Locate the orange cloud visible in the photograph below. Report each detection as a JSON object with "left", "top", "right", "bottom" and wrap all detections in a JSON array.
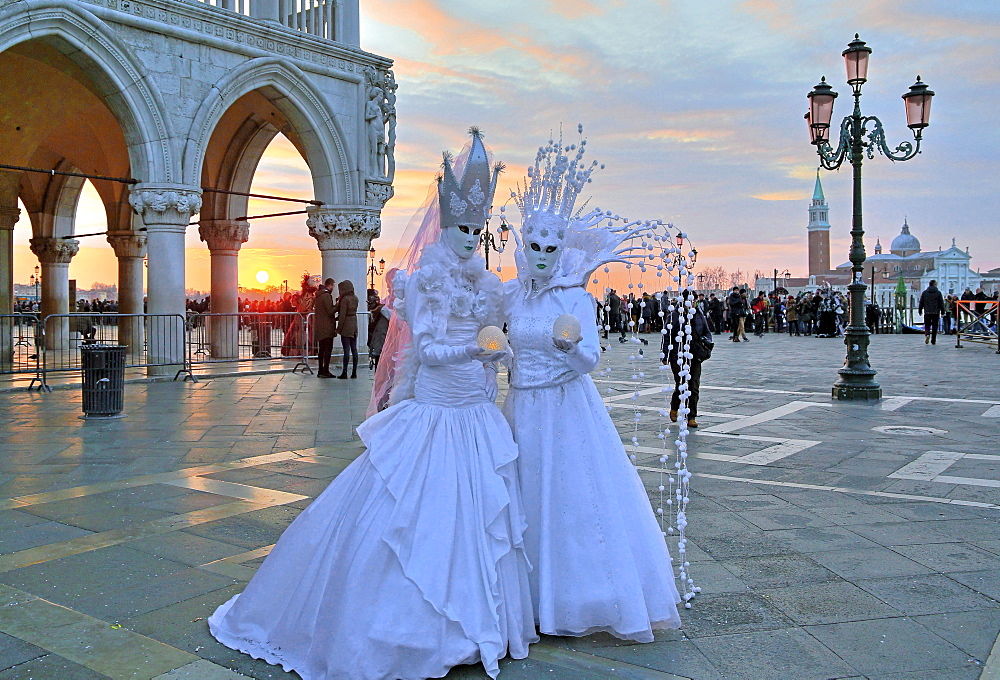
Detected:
[{"left": 751, "top": 191, "right": 804, "bottom": 201}]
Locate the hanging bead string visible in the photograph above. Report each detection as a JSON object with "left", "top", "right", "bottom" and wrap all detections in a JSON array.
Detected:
[{"left": 597, "top": 216, "right": 700, "bottom": 607}]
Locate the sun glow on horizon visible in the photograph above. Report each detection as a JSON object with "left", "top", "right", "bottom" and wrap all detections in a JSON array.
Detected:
[{"left": 256, "top": 270, "right": 269, "bottom": 284}]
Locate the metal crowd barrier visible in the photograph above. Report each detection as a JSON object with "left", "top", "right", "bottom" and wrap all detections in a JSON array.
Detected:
[
  {"left": 301, "top": 310, "right": 373, "bottom": 363},
  {"left": 0, "top": 313, "right": 41, "bottom": 375},
  {"left": 32, "top": 313, "right": 192, "bottom": 391},
  {"left": 185, "top": 312, "right": 311, "bottom": 373},
  {"left": 954, "top": 300, "right": 999, "bottom": 353}
]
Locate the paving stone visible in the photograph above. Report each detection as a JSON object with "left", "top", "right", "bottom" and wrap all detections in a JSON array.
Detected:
[
  {"left": 891, "top": 542, "right": 1000, "bottom": 572},
  {"left": 946, "top": 569, "right": 1000, "bottom": 601},
  {"left": 913, "top": 608, "right": 1000, "bottom": 662},
  {"left": 0, "top": 630, "right": 46, "bottom": 669},
  {"left": 808, "top": 547, "right": 935, "bottom": 580},
  {"left": 183, "top": 506, "right": 301, "bottom": 550},
  {"left": 0, "top": 520, "right": 93, "bottom": 553},
  {"left": 846, "top": 521, "right": 961, "bottom": 547},
  {"left": 675, "top": 593, "right": 793, "bottom": 638},
  {"left": 719, "top": 554, "right": 839, "bottom": 589},
  {"left": 854, "top": 574, "right": 998, "bottom": 616},
  {"left": 805, "top": 617, "right": 972, "bottom": 675},
  {"left": 0, "top": 652, "right": 111, "bottom": 679},
  {"left": 763, "top": 580, "right": 902, "bottom": 625},
  {"left": 735, "top": 507, "right": 835, "bottom": 530},
  {"left": 563, "top": 637, "right": 723, "bottom": 679},
  {"left": 765, "top": 525, "right": 881, "bottom": 553},
  {"left": 691, "top": 627, "right": 858, "bottom": 680}
]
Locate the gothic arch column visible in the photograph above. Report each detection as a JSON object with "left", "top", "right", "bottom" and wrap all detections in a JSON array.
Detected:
[
  {"left": 306, "top": 206, "right": 380, "bottom": 350},
  {"left": 129, "top": 184, "right": 201, "bottom": 375},
  {"left": 0, "top": 205, "right": 20, "bottom": 365},
  {"left": 199, "top": 219, "right": 249, "bottom": 359},
  {"left": 107, "top": 230, "right": 146, "bottom": 358},
  {"left": 29, "top": 235, "right": 78, "bottom": 352}
]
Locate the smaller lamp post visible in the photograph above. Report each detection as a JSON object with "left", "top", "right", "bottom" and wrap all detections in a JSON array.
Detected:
[
  {"left": 367, "top": 247, "right": 387, "bottom": 292},
  {"left": 480, "top": 214, "right": 509, "bottom": 271},
  {"left": 772, "top": 268, "right": 790, "bottom": 294}
]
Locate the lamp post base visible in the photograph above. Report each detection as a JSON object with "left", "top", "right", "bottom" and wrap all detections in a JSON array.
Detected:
[{"left": 832, "top": 371, "right": 882, "bottom": 401}]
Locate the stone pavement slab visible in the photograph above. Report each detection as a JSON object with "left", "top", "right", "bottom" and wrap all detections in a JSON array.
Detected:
[{"left": 0, "top": 334, "right": 997, "bottom": 679}]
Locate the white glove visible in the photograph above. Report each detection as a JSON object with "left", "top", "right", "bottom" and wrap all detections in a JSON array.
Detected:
[
  {"left": 485, "top": 369, "right": 499, "bottom": 402},
  {"left": 466, "top": 344, "right": 508, "bottom": 364},
  {"left": 552, "top": 336, "right": 581, "bottom": 353}
]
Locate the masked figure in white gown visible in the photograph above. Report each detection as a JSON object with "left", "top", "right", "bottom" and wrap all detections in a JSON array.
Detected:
[
  {"left": 501, "top": 130, "right": 682, "bottom": 641},
  {"left": 209, "top": 129, "right": 537, "bottom": 680}
]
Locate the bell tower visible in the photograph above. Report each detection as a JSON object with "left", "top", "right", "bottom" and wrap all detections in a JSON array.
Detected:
[{"left": 807, "top": 171, "right": 832, "bottom": 276}]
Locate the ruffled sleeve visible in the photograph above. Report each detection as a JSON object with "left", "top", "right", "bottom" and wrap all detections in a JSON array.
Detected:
[{"left": 563, "top": 288, "right": 601, "bottom": 375}]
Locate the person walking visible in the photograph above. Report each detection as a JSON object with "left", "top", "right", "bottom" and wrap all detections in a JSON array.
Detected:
[
  {"left": 335, "top": 279, "right": 359, "bottom": 378},
  {"left": 663, "top": 289, "right": 713, "bottom": 428},
  {"left": 314, "top": 279, "right": 337, "bottom": 378},
  {"left": 919, "top": 279, "right": 945, "bottom": 345},
  {"left": 786, "top": 295, "right": 800, "bottom": 336},
  {"left": 367, "top": 289, "right": 391, "bottom": 371},
  {"left": 727, "top": 287, "right": 748, "bottom": 342}
]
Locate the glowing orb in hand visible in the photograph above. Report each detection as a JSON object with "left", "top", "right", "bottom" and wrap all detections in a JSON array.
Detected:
[
  {"left": 477, "top": 325, "right": 508, "bottom": 352},
  {"left": 255, "top": 270, "right": 269, "bottom": 284},
  {"left": 552, "top": 314, "right": 582, "bottom": 342}
]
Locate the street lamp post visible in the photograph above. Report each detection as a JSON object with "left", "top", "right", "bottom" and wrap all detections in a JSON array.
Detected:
[
  {"left": 367, "top": 247, "right": 386, "bottom": 291},
  {"left": 772, "top": 268, "right": 790, "bottom": 294},
  {"left": 806, "top": 35, "right": 934, "bottom": 401},
  {"left": 479, "top": 216, "right": 509, "bottom": 271}
]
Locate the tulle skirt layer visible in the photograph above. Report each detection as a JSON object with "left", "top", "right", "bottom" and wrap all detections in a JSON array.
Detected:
[
  {"left": 209, "top": 397, "right": 537, "bottom": 680},
  {"left": 503, "top": 374, "right": 682, "bottom": 641}
]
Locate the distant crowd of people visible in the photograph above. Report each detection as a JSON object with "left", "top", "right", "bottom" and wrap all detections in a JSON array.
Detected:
[{"left": 601, "top": 284, "right": 998, "bottom": 346}]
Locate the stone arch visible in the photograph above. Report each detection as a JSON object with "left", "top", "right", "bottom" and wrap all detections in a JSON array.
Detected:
[
  {"left": 184, "top": 57, "right": 354, "bottom": 206},
  {"left": 0, "top": 0, "right": 177, "bottom": 184}
]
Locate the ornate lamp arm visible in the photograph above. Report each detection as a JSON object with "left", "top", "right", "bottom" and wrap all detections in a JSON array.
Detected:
[
  {"left": 815, "top": 117, "right": 852, "bottom": 170},
  {"left": 862, "top": 116, "right": 921, "bottom": 162}
]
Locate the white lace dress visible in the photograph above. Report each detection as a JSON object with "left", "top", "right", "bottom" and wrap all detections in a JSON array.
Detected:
[
  {"left": 209, "top": 244, "right": 537, "bottom": 680},
  {"left": 502, "top": 281, "right": 682, "bottom": 641}
]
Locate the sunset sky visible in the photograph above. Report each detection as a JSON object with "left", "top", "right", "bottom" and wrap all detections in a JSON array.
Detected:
[{"left": 12, "top": 0, "right": 1000, "bottom": 293}]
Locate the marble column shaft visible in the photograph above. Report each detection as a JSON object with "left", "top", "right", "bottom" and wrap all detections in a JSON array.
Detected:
[
  {"left": 0, "top": 206, "right": 20, "bottom": 365},
  {"left": 29, "top": 236, "right": 79, "bottom": 352},
  {"left": 199, "top": 220, "right": 249, "bottom": 359},
  {"left": 107, "top": 231, "right": 147, "bottom": 357},
  {"left": 129, "top": 185, "right": 201, "bottom": 374}
]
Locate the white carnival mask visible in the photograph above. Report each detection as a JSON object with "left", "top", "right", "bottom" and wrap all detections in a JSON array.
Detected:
[{"left": 443, "top": 224, "right": 481, "bottom": 260}]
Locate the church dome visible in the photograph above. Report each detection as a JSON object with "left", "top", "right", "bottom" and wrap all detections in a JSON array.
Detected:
[{"left": 890, "top": 219, "right": 920, "bottom": 255}]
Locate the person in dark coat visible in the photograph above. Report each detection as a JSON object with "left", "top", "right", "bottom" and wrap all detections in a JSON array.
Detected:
[
  {"left": 918, "top": 280, "right": 945, "bottom": 345},
  {"left": 335, "top": 279, "right": 359, "bottom": 378},
  {"left": 314, "top": 279, "right": 337, "bottom": 377},
  {"left": 367, "top": 290, "right": 391, "bottom": 371},
  {"left": 661, "top": 289, "right": 713, "bottom": 428}
]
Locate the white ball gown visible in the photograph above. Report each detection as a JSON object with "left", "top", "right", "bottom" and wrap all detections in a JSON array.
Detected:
[
  {"left": 209, "top": 242, "right": 537, "bottom": 679},
  {"left": 502, "top": 281, "right": 682, "bottom": 641}
]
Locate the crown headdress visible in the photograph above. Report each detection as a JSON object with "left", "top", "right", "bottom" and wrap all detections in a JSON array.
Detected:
[
  {"left": 512, "top": 124, "right": 601, "bottom": 247},
  {"left": 437, "top": 127, "right": 504, "bottom": 230}
]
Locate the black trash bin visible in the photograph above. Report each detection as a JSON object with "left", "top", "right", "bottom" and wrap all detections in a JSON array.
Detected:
[{"left": 80, "top": 345, "right": 126, "bottom": 418}]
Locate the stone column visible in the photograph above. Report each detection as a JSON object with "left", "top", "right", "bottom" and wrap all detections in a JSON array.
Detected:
[
  {"left": 250, "top": 0, "right": 279, "bottom": 22},
  {"left": 129, "top": 185, "right": 201, "bottom": 376},
  {"left": 0, "top": 206, "right": 20, "bottom": 366},
  {"left": 198, "top": 220, "right": 249, "bottom": 359},
  {"left": 306, "top": 206, "right": 381, "bottom": 352},
  {"left": 29, "top": 236, "right": 78, "bottom": 353},
  {"left": 107, "top": 231, "right": 147, "bottom": 359}
]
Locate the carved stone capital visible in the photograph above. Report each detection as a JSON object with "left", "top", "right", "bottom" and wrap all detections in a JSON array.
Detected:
[
  {"left": 307, "top": 207, "right": 381, "bottom": 251},
  {"left": 30, "top": 237, "right": 79, "bottom": 264},
  {"left": 0, "top": 206, "right": 20, "bottom": 230},
  {"left": 129, "top": 184, "right": 202, "bottom": 228},
  {"left": 365, "top": 181, "right": 395, "bottom": 210},
  {"left": 198, "top": 220, "right": 250, "bottom": 253},
  {"left": 107, "top": 231, "right": 148, "bottom": 259}
]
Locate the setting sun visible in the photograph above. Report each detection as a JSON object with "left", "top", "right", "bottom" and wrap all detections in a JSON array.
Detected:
[{"left": 256, "top": 270, "right": 269, "bottom": 284}]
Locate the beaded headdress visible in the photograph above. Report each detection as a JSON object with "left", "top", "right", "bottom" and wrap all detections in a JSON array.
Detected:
[
  {"left": 437, "top": 127, "right": 504, "bottom": 230},
  {"left": 512, "top": 124, "right": 601, "bottom": 248}
]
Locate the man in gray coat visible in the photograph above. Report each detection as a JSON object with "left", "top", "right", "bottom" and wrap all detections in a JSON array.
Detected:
[
  {"left": 314, "top": 279, "right": 337, "bottom": 377},
  {"left": 918, "top": 279, "right": 945, "bottom": 345}
]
